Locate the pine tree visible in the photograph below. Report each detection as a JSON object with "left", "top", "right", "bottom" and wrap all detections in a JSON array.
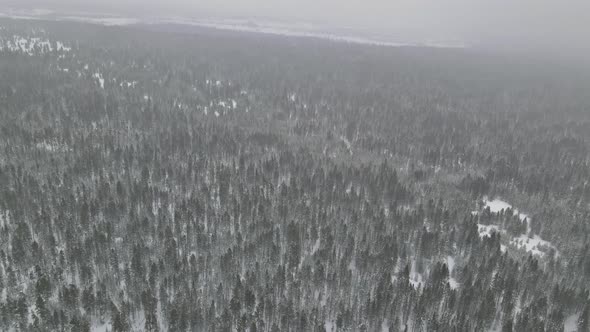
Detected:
[
  {"left": 35, "top": 274, "right": 51, "bottom": 299},
  {"left": 112, "top": 303, "right": 129, "bottom": 332},
  {"left": 579, "top": 302, "right": 590, "bottom": 332},
  {"left": 502, "top": 316, "right": 513, "bottom": 332},
  {"left": 143, "top": 290, "right": 159, "bottom": 332},
  {"left": 36, "top": 294, "right": 49, "bottom": 323}
]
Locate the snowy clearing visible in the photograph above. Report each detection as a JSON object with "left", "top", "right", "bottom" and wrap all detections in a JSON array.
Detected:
[
  {"left": 476, "top": 197, "right": 559, "bottom": 258},
  {"left": 477, "top": 224, "right": 501, "bottom": 238},
  {"left": 485, "top": 198, "right": 530, "bottom": 225},
  {"left": 564, "top": 313, "right": 580, "bottom": 332},
  {"left": 511, "top": 234, "right": 559, "bottom": 258}
]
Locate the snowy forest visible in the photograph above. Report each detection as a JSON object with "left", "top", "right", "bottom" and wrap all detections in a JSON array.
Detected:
[{"left": 0, "top": 18, "right": 590, "bottom": 332}]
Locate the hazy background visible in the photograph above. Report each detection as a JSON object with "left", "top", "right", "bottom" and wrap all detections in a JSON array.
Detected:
[{"left": 4, "top": 0, "right": 590, "bottom": 60}]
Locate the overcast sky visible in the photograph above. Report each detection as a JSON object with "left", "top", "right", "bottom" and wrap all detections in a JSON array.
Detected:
[{"left": 5, "top": 0, "right": 590, "bottom": 58}]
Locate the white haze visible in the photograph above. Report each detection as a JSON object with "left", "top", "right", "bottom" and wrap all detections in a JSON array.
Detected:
[{"left": 3, "top": 0, "right": 590, "bottom": 61}]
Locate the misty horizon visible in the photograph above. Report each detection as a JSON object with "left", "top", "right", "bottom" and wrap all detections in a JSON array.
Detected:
[{"left": 3, "top": 0, "right": 590, "bottom": 63}]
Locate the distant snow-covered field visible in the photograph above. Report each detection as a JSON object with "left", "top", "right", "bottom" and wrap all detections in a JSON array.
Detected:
[{"left": 0, "top": 8, "right": 467, "bottom": 49}]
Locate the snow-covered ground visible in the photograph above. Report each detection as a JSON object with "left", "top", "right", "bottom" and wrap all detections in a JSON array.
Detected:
[
  {"left": 409, "top": 260, "right": 424, "bottom": 289},
  {"left": 477, "top": 224, "right": 501, "bottom": 238},
  {"left": 217, "top": 99, "right": 238, "bottom": 110},
  {"left": 120, "top": 80, "right": 138, "bottom": 88},
  {"left": 93, "top": 72, "right": 105, "bottom": 89},
  {"left": 446, "top": 256, "right": 460, "bottom": 289},
  {"left": 62, "top": 15, "right": 140, "bottom": 26},
  {"left": 484, "top": 199, "right": 513, "bottom": 213},
  {"left": 484, "top": 198, "right": 531, "bottom": 234},
  {"left": 510, "top": 234, "right": 559, "bottom": 258},
  {"left": 36, "top": 140, "right": 71, "bottom": 153},
  {"left": 475, "top": 197, "right": 559, "bottom": 258},
  {"left": 564, "top": 313, "right": 580, "bottom": 332},
  {"left": 0, "top": 210, "right": 9, "bottom": 228},
  {"left": 92, "top": 320, "right": 110, "bottom": 332},
  {"left": 339, "top": 136, "right": 353, "bottom": 155},
  {"left": 0, "top": 8, "right": 138, "bottom": 26},
  {"left": 0, "top": 35, "right": 71, "bottom": 55}
]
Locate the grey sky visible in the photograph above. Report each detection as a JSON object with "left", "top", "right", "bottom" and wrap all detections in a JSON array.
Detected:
[{"left": 6, "top": 0, "right": 590, "bottom": 58}]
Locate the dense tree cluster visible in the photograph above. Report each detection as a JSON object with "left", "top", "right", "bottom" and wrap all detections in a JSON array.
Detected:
[{"left": 0, "top": 19, "right": 589, "bottom": 331}]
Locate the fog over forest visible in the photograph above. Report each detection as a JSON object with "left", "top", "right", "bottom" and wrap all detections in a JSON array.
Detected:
[
  {"left": 0, "top": 1, "right": 589, "bottom": 332},
  {"left": 6, "top": 0, "right": 590, "bottom": 61}
]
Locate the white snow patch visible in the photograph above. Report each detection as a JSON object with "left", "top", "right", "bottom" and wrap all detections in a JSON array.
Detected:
[
  {"left": 500, "top": 244, "right": 507, "bottom": 253},
  {"left": 120, "top": 80, "right": 138, "bottom": 88},
  {"left": 484, "top": 197, "right": 530, "bottom": 228},
  {"left": 482, "top": 197, "right": 558, "bottom": 257},
  {"left": 93, "top": 72, "right": 105, "bottom": 89},
  {"left": 409, "top": 274, "right": 423, "bottom": 289},
  {"left": 409, "top": 260, "right": 423, "bottom": 289},
  {"left": 324, "top": 320, "right": 334, "bottom": 332},
  {"left": 0, "top": 210, "right": 9, "bottom": 228},
  {"left": 0, "top": 35, "right": 70, "bottom": 55},
  {"left": 311, "top": 237, "right": 321, "bottom": 254},
  {"left": 62, "top": 15, "right": 140, "bottom": 26},
  {"left": 92, "top": 320, "right": 111, "bottom": 332},
  {"left": 485, "top": 199, "right": 513, "bottom": 213},
  {"left": 477, "top": 224, "right": 500, "bottom": 238},
  {"left": 564, "top": 313, "right": 580, "bottom": 332},
  {"left": 510, "top": 234, "right": 559, "bottom": 258},
  {"left": 339, "top": 136, "right": 353, "bottom": 155},
  {"left": 36, "top": 140, "right": 70, "bottom": 153},
  {"left": 446, "top": 256, "right": 460, "bottom": 289},
  {"left": 56, "top": 41, "right": 71, "bottom": 52},
  {"left": 446, "top": 256, "right": 455, "bottom": 273}
]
